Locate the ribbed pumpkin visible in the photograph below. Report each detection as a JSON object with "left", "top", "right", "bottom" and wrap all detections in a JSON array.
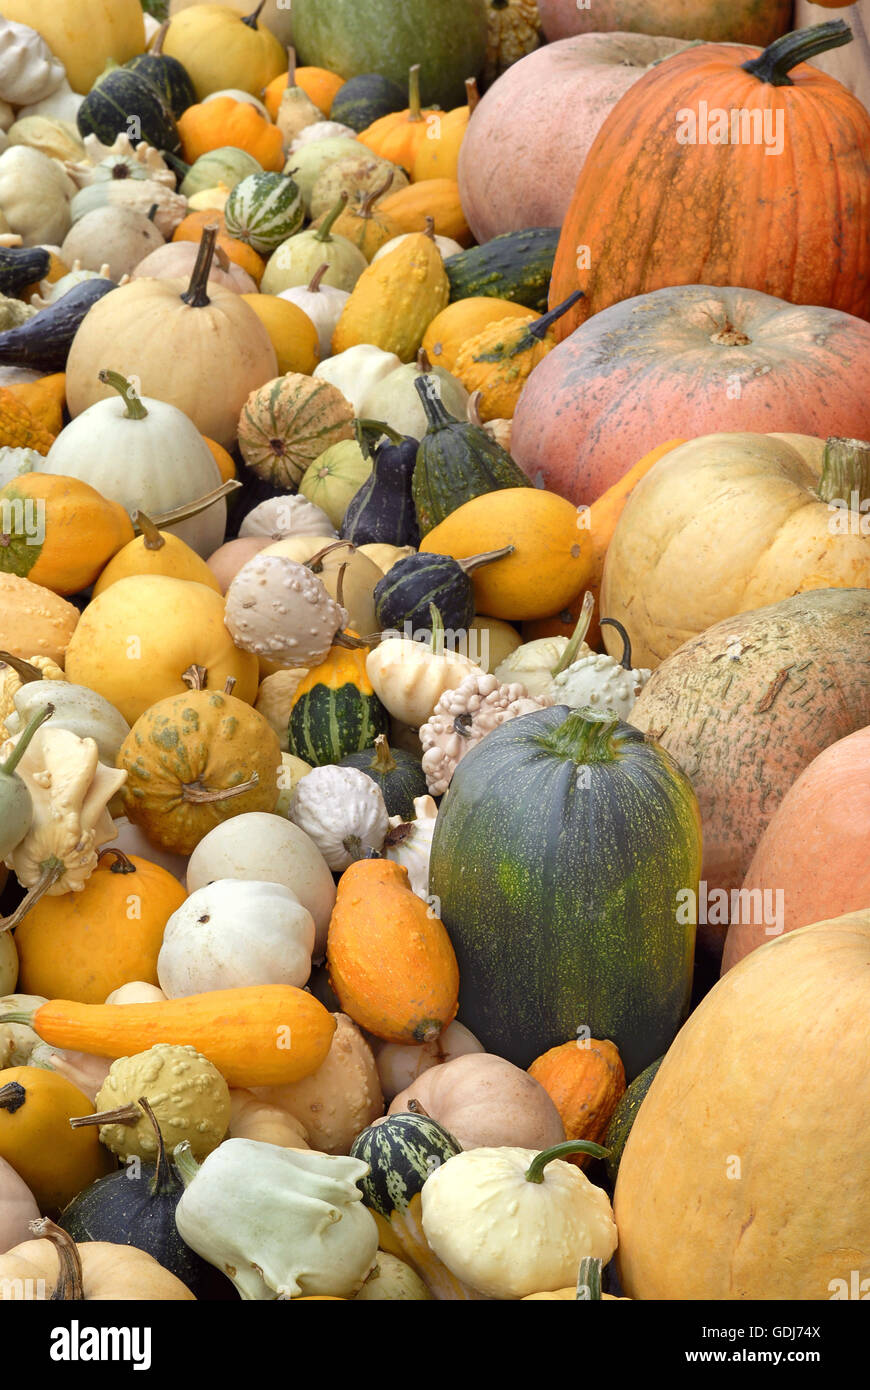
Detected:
[
  {"left": 177, "top": 96, "right": 284, "bottom": 171},
  {"left": 238, "top": 374, "right": 356, "bottom": 489},
  {"left": 118, "top": 675, "right": 281, "bottom": 855},
  {"left": 287, "top": 642, "right": 389, "bottom": 766},
  {"left": 422, "top": 298, "right": 538, "bottom": 374},
  {"left": 358, "top": 65, "right": 437, "bottom": 170},
  {"left": 14, "top": 849, "right": 186, "bottom": 1005},
  {"left": 549, "top": 21, "right": 870, "bottom": 340},
  {"left": 339, "top": 735, "right": 427, "bottom": 819},
  {"left": 162, "top": 2, "right": 286, "bottom": 100},
  {"left": 528, "top": 1039, "right": 626, "bottom": 1163},
  {"left": 0, "top": 474, "right": 134, "bottom": 596},
  {"left": 331, "top": 234, "right": 449, "bottom": 361},
  {"left": 452, "top": 291, "right": 583, "bottom": 420},
  {"left": 224, "top": 172, "right": 305, "bottom": 255},
  {"left": 377, "top": 179, "right": 472, "bottom": 246},
  {"left": 327, "top": 858, "right": 459, "bottom": 1045},
  {"left": 412, "top": 80, "right": 478, "bottom": 182}
]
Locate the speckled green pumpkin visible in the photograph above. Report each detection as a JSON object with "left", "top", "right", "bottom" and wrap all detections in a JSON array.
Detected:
[
  {"left": 603, "top": 1056, "right": 663, "bottom": 1188},
  {"left": 429, "top": 706, "right": 702, "bottom": 1079}
]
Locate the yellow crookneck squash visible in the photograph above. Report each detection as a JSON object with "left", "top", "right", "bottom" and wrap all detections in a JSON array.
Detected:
[
  {"left": 0, "top": 474, "right": 134, "bottom": 596},
  {"left": 331, "top": 234, "right": 449, "bottom": 362}
]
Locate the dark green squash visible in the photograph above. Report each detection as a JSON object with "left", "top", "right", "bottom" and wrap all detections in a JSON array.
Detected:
[
  {"left": 0, "top": 278, "right": 118, "bottom": 371},
  {"left": 288, "top": 644, "right": 390, "bottom": 767},
  {"left": 341, "top": 426, "right": 420, "bottom": 548},
  {"left": 443, "top": 227, "right": 561, "bottom": 312},
  {"left": 58, "top": 1097, "right": 236, "bottom": 1300},
  {"left": 330, "top": 73, "right": 408, "bottom": 132},
  {"left": 339, "top": 734, "right": 427, "bottom": 818},
  {"left": 603, "top": 1056, "right": 663, "bottom": 1189},
  {"left": 412, "top": 375, "right": 531, "bottom": 536},
  {"left": 0, "top": 246, "right": 49, "bottom": 297},
  {"left": 351, "top": 1109, "right": 462, "bottom": 1222},
  {"left": 77, "top": 69, "right": 181, "bottom": 154},
  {"left": 429, "top": 706, "right": 702, "bottom": 1079},
  {"left": 124, "top": 21, "right": 197, "bottom": 120},
  {"left": 374, "top": 547, "right": 512, "bottom": 635}
]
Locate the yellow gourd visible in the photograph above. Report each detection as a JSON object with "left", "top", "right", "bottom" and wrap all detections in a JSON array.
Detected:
[
  {"left": 240, "top": 293, "right": 320, "bottom": 376},
  {"left": 0, "top": 1067, "right": 112, "bottom": 1212},
  {"left": 92, "top": 514, "right": 222, "bottom": 596},
  {"left": 162, "top": 3, "right": 286, "bottom": 101},
  {"left": 0, "top": 473, "right": 134, "bottom": 596},
  {"left": 411, "top": 80, "right": 479, "bottom": 182},
  {"left": 331, "top": 234, "right": 449, "bottom": 362},
  {"left": 422, "top": 298, "right": 538, "bottom": 374},
  {"left": 378, "top": 179, "right": 472, "bottom": 245}
]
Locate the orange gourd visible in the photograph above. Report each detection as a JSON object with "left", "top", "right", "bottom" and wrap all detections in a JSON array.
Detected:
[
  {"left": 549, "top": 21, "right": 870, "bottom": 340},
  {"left": 0, "top": 989, "right": 337, "bottom": 1089},
  {"left": 177, "top": 96, "right": 284, "bottom": 171},
  {"left": 203, "top": 435, "right": 236, "bottom": 483},
  {"left": 0, "top": 1068, "right": 112, "bottom": 1213},
  {"left": 528, "top": 1039, "right": 626, "bottom": 1162},
  {"left": 0, "top": 473, "right": 134, "bottom": 596},
  {"left": 13, "top": 849, "right": 186, "bottom": 1004},
  {"left": 264, "top": 64, "right": 343, "bottom": 119},
  {"left": 0, "top": 389, "right": 55, "bottom": 454},
  {"left": 358, "top": 65, "right": 438, "bottom": 171},
  {"left": 378, "top": 178, "right": 472, "bottom": 245},
  {"left": 411, "top": 79, "right": 479, "bottom": 182},
  {"left": 422, "top": 298, "right": 537, "bottom": 373},
  {"left": 172, "top": 209, "right": 266, "bottom": 283},
  {"left": 327, "top": 859, "right": 459, "bottom": 1045},
  {"left": 4, "top": 375, "right": 66, "bottom": 437}
]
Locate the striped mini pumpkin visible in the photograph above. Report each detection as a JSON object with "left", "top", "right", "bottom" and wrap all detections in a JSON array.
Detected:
[
  {"left": 288, "top": 643, "right": 389, "bottom": 766},
  {"left": 224, "top": 172, "right": 305, "bottom": 255},
  {"left": 238, "top": 373, "right": 356, "bottom": 489}
]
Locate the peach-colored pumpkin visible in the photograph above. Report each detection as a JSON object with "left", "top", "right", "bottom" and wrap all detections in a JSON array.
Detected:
[
  {"left": 722, "top": 726, "right": 870, "bottom": 973},
  {"left": 206, "top": 536, "right": 272, "bottom": 593},
  {"left": 536, "top": 0, "right": 793, "bottom": 44},
  {"left": 131, "top": 242, "right": 259, "bottom": 294},
  {"left": 457, "top": 33, "right": 691, "bottom": 244},
  {"left": 510, "top": 285, "right": 870, "bottom": 506}
]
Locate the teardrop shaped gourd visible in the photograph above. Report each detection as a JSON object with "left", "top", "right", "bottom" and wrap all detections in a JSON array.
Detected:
[{"left": 340, "top": 429, "right": 420, "bottom": 548}]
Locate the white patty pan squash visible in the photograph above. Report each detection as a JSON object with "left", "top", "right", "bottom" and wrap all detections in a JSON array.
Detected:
[
  {"left": 173, "top": 1138, "right": 379, "bottom": 1300},
  {"left": 6, "top": 681, "right": 130, "bottom": 768},
  {"left": 157, "top": 878, "right": 316, "bottom": 996},
  {"left": 288, "top": 765, "right": 389, "bottom": 872},
  {"left": 0, "top": 18, "right": 65, "bottom": 106},
  {"left": 0, "top": 145, "right": 74, "bottom": 245},
  {"left": 420, "top": 1142, "right": 618, "bottom": 1300}
]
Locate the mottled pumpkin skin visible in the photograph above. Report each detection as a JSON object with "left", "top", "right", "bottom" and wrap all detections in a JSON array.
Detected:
[
  {"left": 537, "top": 0, "right": 793, "bottom": 44},
  {"left": 119, "top": 688, "right": 281, "bottom": 854},
  {"left": 528, "top": 1039, "right": 626, "bottom": 1164},
  {"left": 511, "top": 286, "right": 870, "bottom": 506},
  {"left": 615, "top": 910, "right": 870, "bottom": 1300},
  {"left": 549, "top": 38, "right": 870, "bottom": 338},
  {"left": 630, "top": 589, "right": 870, "bottom": 943}
]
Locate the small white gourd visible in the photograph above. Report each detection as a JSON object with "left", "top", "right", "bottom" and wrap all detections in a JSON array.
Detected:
[
  {"left": 0, "top": 19, "right": 65, "bottom": 106},
  {"left": 289, "top": 765, "right": 389, "bottom": 871},
  {"left": 278, "top": 263, "right": 348, "bottom": 360},
  {"left": 239, "top": 493, "right": 336, "bottom": 541},
  {"left": 382, "top": 793, "right": 439, "bottom": 900},
  {"left": 0, "top": 146, "right": 74, "bottom": 246},
  {"left": 366, "top": 619, "right": 483, "bottom": 728},
  {"left": 313, "top": 344, "right": 402, "bottom": 416},
  {"left": 546, "top": 652, "right": 651, "bottom": 722},
  {"left": 224, "top": 553, "right": 350, "bottom": 667}
]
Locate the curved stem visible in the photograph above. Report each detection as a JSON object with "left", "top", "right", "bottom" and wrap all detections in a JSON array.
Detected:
[
  {"left": 242, "top": 0, "right": 268, "bottom": 29},
  {"left": 306, "top": 262, "right": 329, "bottom": 294},
  {"left": 358, "top": 170, "right": 394, "bottom": 215},
  {"left": 407, "top": 64, "right": 423, "bottom": 122},
  {"left": 816, "top": 436, "right": 870, "bottom": 507},
  {"left": 0, "top": 652, "right": 44, "bottom": 685},
  {"left": 599, "top": 617, "right": 633, "bottom": 671},
  {"left": 741, "top": 19, "right": 853, "bottom": 87},
  {"left": 422, "top": 216, "right": 436, "bottom": 241},
  {"left": 181, "top": 663, "right": 207, "bottom": 691},
  {"left": 405, "top": 1097, "right": 433, "bottom": 1119},
  {"left": 355, "top": 418, "right": 405, "bottom": 446},
  {"left": 224, "top": 675, "right": 237, "bottom": 696},
  {"left": 314, "top": 192, "right": 349, "bottom": 243},
  {"left": 0, "top": 857, "right": 65, "bottom": 933},
  {"left": 416, "top": 346, "right": 432, "bottom": 372},
  {"left": 335, "top": 561, "right": 348, "bottom": 611},
  {"left": 139, "top": 1096, "right": 178, "bottom": 1197},
  {"left": 428, "top": 604, "right": 445, "bottom": 655},
  {"left": 98, "top": 369, "right": 148, "bottom": 420},
  {"left": 465, "top": 77, "right": 479, "bottom": 115},
  {"left": 333, "top": 629, "right": 373, "bottom": 651},
  {"left": 307, "top": 539, "right": 353, "bottom": 572},
  {"left": 148, "top": 479, "right": 240, "bottom": 528},
  {"left": 135, "top": 512, "right": 165, "bottom": 551},
  {"left": 525, "top": 1140, "right": 611, "bottom": 1183},
  {"left": 180, "top": 225, "right": 217, "bottom": 308},
  {"left": 28, "top": 1220, "right": 84, "bottom": 1301},
  {"left": 0, "top": 1081, "right": 26, "bottom": 1113},
  {"left": 0, "top": 701, "right": 53, "bottom": 775},
  {"left": 96, "top": 847, "right": 138, "bottom": 875},
  {"left": 550, "top": 592, "right": 595, "bottom": 677},
  {"left": 172, "top": 1140, "right": 200, "bottom": 1187},
  {"left": 475, "top": 292, "right": 583, "bottom": 365},
  {"left": 521, "top": 289, "right": 584, "bottom": 343},
  {"left": 415, "top": 374, "right": 452, "bottom": 431},
  {"left": 69, "top": 1103, "right": 140, "bottom": 1128},
  {"left": 466, "top": 390, "right": 484, "bottom": 429},
  {"left": 151, "top": 20, "right": 168, "bottom": 56},
  {"left": 181, "top": 772, "right": 260, "bottom": 803},
  {"left": 457, "top": 545, "right": 514, "bottom": 574}
]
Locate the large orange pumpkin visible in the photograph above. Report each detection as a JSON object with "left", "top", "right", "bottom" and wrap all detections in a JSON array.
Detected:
[
  {"left": 510, "top": 285, "right": 870, "bottom": 505},
  {"left": 549, "top": 22, "right": 870, "bottom": 339}
]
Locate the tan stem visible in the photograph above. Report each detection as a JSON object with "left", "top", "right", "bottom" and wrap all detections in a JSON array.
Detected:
[
  {"left": 466, "top": 390, "right": 484, "bottom": 429},
  {"left": 28, "top": 1220, "right": 83, "bottom": 1301},
  {"left": 224, "top": 676, "right": 237, "bottom": 695},
  {"left": 550, "top": 592, "right": 595, "bottom": 677},
  {"left": 0, "top": 651, "right": 44, "bottom": 684},
  {"left": 709, "top": 318, "right": 751, "bottom": 347},
  {"left": 336, "top": 561, "right": 347, "bottom": 611},
  {"left": 423, "top": 216, "right": 436, "bottom": 241},
  {"left": 406, "top": 1098, "right": 433, "bottom": 1119},
  {"left": 465, "top": 77, "right": 480, "bottom": 115},
  {"left": 69, "top": 1103, "right": 141, "bottom": 1129},
  {"left": 0, "top": 859, "right": 65, "bottom": 934},
  {"left": 181, "top": 663, "right": 207, "bottom": 691},
  {"left": 180, "top": 225, "right": 217, "bottom": 308},
  {"left": 359, "top": 170, "right": 394, "bottom": 216},
  {"left": 457, "top": 545, "right": 514, "bottom": 573},
  {"left": 152, "top": 20, "right": 168, "bottom": 56},
  {"left": 407, "top": 64, "right": 423, "bottom": 122},
  {"left": 286, "top": 45, "right": 296, "bottom": 87},
  {"left": 307, "top": 539, "right": 353, "bottom": 572},
  {"left": 135, "top": 512, "right": 165, "bottom": 551},
  {"left": 306, "top": 262, "right": 329, "bottom": 294},
  {"left": 181, "top": 773, "right": 260, "bottom": 803},
  {"left": 416, "top": 346, "right": 432, "bottom": 373},
  {"left": 148, "top": 479, "right": 241, "bottom": 529}
]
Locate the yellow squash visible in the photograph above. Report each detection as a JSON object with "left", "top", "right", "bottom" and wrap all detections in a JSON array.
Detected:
[{"left": 331, "top": 234, "right": 449, "bottom": 362}]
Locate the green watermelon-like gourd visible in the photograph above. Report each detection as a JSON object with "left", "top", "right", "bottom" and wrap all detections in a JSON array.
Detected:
[
  {"left": 124, "top": 24, "right": 197, "bottom": 120},
  {"left": 350, "top": 1109, "right": 483, "bottom": 1300},
  {"left": 429, "top": 706, "right": 702, "bottom": 1079},
  {"left": 339, "top": 734, "right": 427, "bottom": 818},
  {"left": 77, "top": 68, "right": 182, "bottom": 154},
  {"left": 288, "top": 643, "right": 389, "bottom": 767},
  {"left": 374, "top": 547, "right": 513, "bottom": 636},
  {"left": 411, "top": 375, "right": 531, "bottom": 536},
  {"left": 602, "top": 1056, "right": 663, "bottom": 1190},
  {"left": 443, "top": 227, "right": 561, "bottom": 312},
  {"left": 224, "top": 172, "right": 305, "bottom": 256},
  {"left": 330, "top": 73, "right": 408, "bottom": 132}
]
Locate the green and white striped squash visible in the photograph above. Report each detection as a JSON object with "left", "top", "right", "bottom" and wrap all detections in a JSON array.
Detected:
[
  {"left": 180, "top": 147, "right": 263, "bottom": 199},
  {"left": 238, "top": 374, "right": 356, "bottom": 490},
  {"left": 288, "top": 645, "right": 389, "bottom": 767},
  {"left": 224, "top": 172, "right": 304, "bottom": 255}
]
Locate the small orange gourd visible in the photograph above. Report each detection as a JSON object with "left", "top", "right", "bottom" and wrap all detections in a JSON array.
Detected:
[
  {"left": 0, "top": 389, "right": 56, "bottom": 455},
  {"left": 358, "top": 65, "right": 438, "bottom": 172},
  {"left": 0, "top": 1068, "right": 113, "bottom": 1213},
  {"left": 177, "top": 96, "right": 284, "bottom": 171},
  {"left": 0, "top": 474, "right": 134, "bottom": 596},
  {"left": 528, "top": 1039, "right": 626, "bottom": 1163},
  {"left": 3, "top": 375, "right": 66, "bottom": 437},
  {"left": 377, "top": 178, "right": 472, "bottom": 245},
  {"left": 327, "top": 858, "right": 459, "bottom": 1045},
  {"left": 412, "top": 79, "right": 479, "bottom": 182},
  {"left": 422, "top": 297, "right": 537, "bottom": 373},
  {"left": 172, "top": 209, "right": 266, "bottom": 283}
]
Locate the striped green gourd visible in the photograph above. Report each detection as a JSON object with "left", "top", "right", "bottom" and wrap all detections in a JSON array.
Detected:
[
  {"left": 443, "top": 227, "right": 561, "bottom": 312},
  {"left": 374, "top": 547, "right": 513, "bottom": 634},
  {"left": 224, "top": 172, "right": 305, "bottom": 256},
  {"left": 339, "top": 734, "right": 427, "bottom": 818},
  {"left": 238, "top": 374, "right": 356, "bottom": 490},
  {"left": 180, "top": 147, "right": 263, "bottom": 199},
  {"left": 603, "top": 1056, "right": 663, "bottom": 1188},
  {"left": 77, "top": 69, "right": 181, "bottom": 154},
  {"left": 288, "top": 642, "right": 389, "bottom": 766}
]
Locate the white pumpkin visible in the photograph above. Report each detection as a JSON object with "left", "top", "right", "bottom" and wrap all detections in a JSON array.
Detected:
[
  {"left": 37, "top": 385, "right": 226, "bottom": 558},
  {"left": 0, "top": 18, "right": 65, "bottom": 106},
  {"left": 16, "top": 79, "right": 83, "bottom": 125},
  {"left": 59, "top": 206, "right": 164, "bottom": 281},
  {"left": 382, "top": 793, "right": 438, "bottom": 900},
  {"left": 288, "top": 766, "right": 389, "bottom": 872},
  {"left": 238, "top": 494, "right": 335, "bottom": 541},
  {"left": 5, "top": 680, "right": 130, "bottom": 767},
  {"left": 157, "top": 879, "right": 316, "bottom": 996},
  {"left": 0, "top": 146, "right": 74, "bottom": 245},
  {"left": 313, "top": 344, "right": 402, "bottom": 416},
  {"left": 360, "top": 361, "right": 469, "bottom": 440},
  {"left": 374, "top": 1020, "right": 485, "bottom": 1103},
  {"left": 185, "top": 812, "right": 336, "bottom": 957},
  {"left": 105, "top": 980, "right": 167, "bottom": 1005},
  {"left": 372, "top": 231, "right": 463, "bottom": 263},
  {"left": 290, "top": 121, "right": 357, "bottom": 150},
  {"left": 278, "top": 275, "right": 349, "bottom": 360},
  {"left": 0, "top": 446, "right": 39, "bottom": 487},
  {"left": 366, "top": 635, "right": 482, "bottom": 727}
]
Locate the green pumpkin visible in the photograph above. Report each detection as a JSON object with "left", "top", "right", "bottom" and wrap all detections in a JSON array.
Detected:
[
  {"left": 300, "top": 440, "right": 372, "bottom": 530},
  {"left": 290, "top": 0, "right": 488, "bottom": 107},
  {"left": 77, "top": 69, "right": 181, "bottom": 154},
  {"left": 429, "top": 706, "right": 702, "bottom": 1079},
  {"left": 124, "top": 25, "right": 197, "bottom": 121},
  {"left": 411, "top": 375, "right": 531, "bottom": 537},
  {"left": 444, "top": 227, "right": 561, "bottom": 313},
  {"left": 603, "top": 1057, "right": 663, "bottom": 1189},
  {"left": 330, "top": 73, "right": 407, "bottom": 132},
  {"left": 180, "top": 147, "right": 263, "bottom": 199},
  {"left": 287, "top": 645, "right": 389, "bottom": 767},
  {"left": 339, "top": 735, "right": 427, "bottom": 818}
]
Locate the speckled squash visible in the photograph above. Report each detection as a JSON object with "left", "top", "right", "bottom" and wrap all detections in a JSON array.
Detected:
[
  {"left": 331, "top": 234, "right": 449, "bottom": 361},
  {"left": 238, "top": 374, "right": 356, "bottom": 489},
  {"left": 422, "top": 298, "right": 538, "bottom": 374}
]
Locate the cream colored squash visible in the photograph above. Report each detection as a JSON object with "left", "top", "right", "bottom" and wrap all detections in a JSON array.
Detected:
[
  {"left": 0, "top": 18, "right": 65, "bottom": 106},
  {"left": 0, "top": 0, "right": 146, "bottom": 95},
  {"left": 0, "top": 146, "right": 73, "bottom": 244},
  {"left": 259, "top": 535, "right": 381, "bottom": 638}
]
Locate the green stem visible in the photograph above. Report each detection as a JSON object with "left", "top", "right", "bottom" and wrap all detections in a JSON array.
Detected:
[
  {"left": 414, "top": 375, "right": 455, "bottom": 432},
  {"left": 741, "top": 20, "right": 852, "bottom": 87},
  {"left": 97, "top": 370, "right": 148, "bottom": 420},
  {"left": 576, "top": 1257, "right": 603, "bottom": 1301},
  {"left": 428, "top": 603, "right": 445, "bottom": 655},
  {"left": 525, "top": 1140, "right": 611, "bottom": 1183},
  {"left": 457, "top": 545, "right": 514, "bottom": 574},
  {"left": 0, "top": 702, "right": 54, "bottom": 776},
  {"left": 519, "top": 290, "right": 584, "bottom": 345},
  {"left": 172, "top": 1140, "right": 200, "bottom": 1187},
  {"left": 356, "top": 418, "right": 405, "bottom": 446},
  {"left": 314, "top": 192, "right": 349, "bottom": 242},
  {"left": 816, "top": 436, "right": 870, "bottom": 507},
  {"left": 407, "top": 64, "right": 423, "bottom": 122},
  {"left": 550, "top": 593, "right": 595, "bottom": 677},
  {"left": 541, "top": 708, "right": 621, "bottom": 764},
  {"left": 472, "top": 291, "right": 585, "bottom": 364}
]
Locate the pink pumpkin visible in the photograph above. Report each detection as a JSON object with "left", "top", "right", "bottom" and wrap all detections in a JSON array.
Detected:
[
  {"left": 536, "top": 0, "right": 793, "bottom": 45},
  {"left": 510, "top": 285, "right": 870, "bottom": 505}
]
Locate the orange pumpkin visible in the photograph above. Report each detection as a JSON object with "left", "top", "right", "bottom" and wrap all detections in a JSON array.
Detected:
[
  {"left": 173, "top": 210, "right": 266, "bottom": 283},
  {"left": 528, "top": 1038, "right": 626, "bottom": 1163},
  {"left": 358, "top": 65, "right": 437, "bottom": 171},
  {"left": 549, "top": 23, "right": 870, "bottom": 340},
  {"left": 412, "top": 79, "right": 478, "bottom": 182},
  {"left": 264, "top": 64, "right": 343, "bottom": 119},
  {"left": 203, "top": 435, "right": 236, "bottom": 483},
  {"left": 177, "top": 96, "right": 284, "bottom": 171}
]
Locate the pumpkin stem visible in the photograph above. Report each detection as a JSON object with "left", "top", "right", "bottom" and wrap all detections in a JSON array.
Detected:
[
  {"left": 428, "top": 603, "right": 445, "bottom": 655},
  {"left": 336, "top": 561, "right": 349, "bottom": 609},
  {"left": 550, "top": 593, "right": 595, "bottom": 677},
  {"left": 333, "top": 628, "right": 374, "bottom": 651},
  {"left": 181, "top": 663, "right": 208, "bottom": 690},
  {"left": 356, "top": 417, "right": 405, "bottom": 446},
  {"left": 465, "top": 77, "right": 480, "bottom": 115},
  {"left": 407, "top": 64, "right": 423, "bottom": 123},
  {"left": 135, "top": 512, "right": 165, "bottom": 551},
  {"left": 358, "top": 170, "right": 394, "bottom": 215},
  {"left": 180, "top": 224, "right": 218, "bottom": 308},
  {"left": 576, "top": 1256, "right": 604, "bottom": 1301},
  {"left": 151, "top": 20, "right": 169, "bottom": 56},
  {"left": 147, "top": 203, "right": 159, "bottom": 222},
  {"left": 0, "top": 856, "right": 65, "bottom": 933},
  {"left": 96, "top": 847, "right": 138, "bottom": 875},
  {"left": 342, "top": 833, "right": 364, "bottom": 862},
  {"left": 371, "top": 733, "right": 396, "bottom": 774},
  {"left": 0, "top": 651, "right": 44, "bottom": 685},
  {"left": 741, "top": 19, "right": 853, "bottom": 87},
  {"left": 28, "top": 1219, "right": 84, "bottom": 1301},
  {"left": 172, "top": 1140, "right": 200, "bottom": 1187},
  {"left": 466, "top": 390, "right": 484, "bottom": 429},
  {"left": 457, "top": 545, "right": 514, "bottom": 574},
  {"left": 307, "top": 539, "right": 354, "bottom": 572},
  {"left": 314, "top": 192, "right": 349, "bottom": 242},
  {"left": 540, "top": 707, "right": 623, "bottom": 765},
  {"left": 182, "top": 772, "right": 260, "bottom": 803},
  {"left": 224, "top": 675, "right": 237, "bottom": 696},
  {"left": 149, "top": 479, "right": 241, "bottom": 529},
  {"left": 422, "top": 216, "right": 436, "bottom": 241},
  {"left": 242, "top": 0, "right": 268, "bottom": 29},
  {"left": 69, "top": 1103, "right": 141, "bottom": 1129},
  {"left": 709, "top": 318, "right": 751, "bottom": 347},
  {"left": 0, "top": 1081, "right": 26, "bottom": 1112},
  {"left": 306, "top": 262, "right": 330, "bottom": 294},
  {"left": 521, "top": 290, "right": 584, "bottom": 344},
  {"left": 416, "top": 346, "right": 432, "bottom": 372},
  {"left": 816, "top": 436, "right": 870, "bottom": 510},
  {"left": 453, "top": 711, "right": 473, "bottom": 738},
  {"left": 0, "top": 701, "right": 54, "bottom": 777},
  {"left": 98, "top": 369, "right": 149, "bottom": 420},
  {"left": 599, "top": 617, "right": 633, "bottom": 671},
  {"left": 525, "top": 1140, "right": 611, "bottom": 1183},
  {"left": 285, "top": 45, "right": 297, "bottom": 88},
  {"left": 414, "top": 374, "right": 455, "bottom": 432},
  {"left": 406, "top": 1097, "right": 433, "bottom": 1119}
]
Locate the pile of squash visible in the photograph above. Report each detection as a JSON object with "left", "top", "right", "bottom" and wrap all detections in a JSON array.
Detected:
[{"left": 0, "top": 0, "right": 868, "bottom": 1305}]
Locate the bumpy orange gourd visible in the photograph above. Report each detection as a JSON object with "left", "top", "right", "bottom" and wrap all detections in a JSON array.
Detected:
[
  {"left": 422, "top": 298, "right": 537, "bottom": 374},
  {"left": 0, "top": 1068, "right": 113, "bottom": 1212},
  {"left": 0, "top": 390, "right": 55, "bottom": 455},
  {"left": 377, "top": 179, "right": 472, "bottom": 245},
  {"left": 451, "top": 292, "right": 582, "bottom": 420},
  {"left": 4, "top": 375, "right": 66, "bottom": 437},
  {"left": 358, "top": 65, "right": 437, "bottom": 171},
  {"left": 14, "top": 849, "right": 187, "bottom": 1004},
  {"left": 327, "top": 859, "right": 459, "bottom": 1045},
  {"left": 528, "top": 1039, "right": 626, "bottom": 1161},
  {"left": 0, "top": 474, "right": 134, "bottom": 596},
  {"left": 178, "top": 96, "right": 284, "bottom": 171}
]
